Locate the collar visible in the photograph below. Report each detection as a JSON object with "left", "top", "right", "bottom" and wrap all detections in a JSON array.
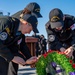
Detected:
[{"left": 13, "top": 21, "right": 22, "bottom": 36}]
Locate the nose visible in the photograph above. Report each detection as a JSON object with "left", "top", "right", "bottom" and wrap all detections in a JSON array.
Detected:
[
  {"left": 56, "top": 28, "right": 61, "bottom": 30},
  {"left": 55, "top": 27, "right": 62, "bottom": 30}
]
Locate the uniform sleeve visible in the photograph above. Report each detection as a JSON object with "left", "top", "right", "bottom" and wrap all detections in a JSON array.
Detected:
[
  {"left": 71, "top": 29, "right": 75, "bottom": 45},
  {"left": 69, "top": 19, "right": 75, "bottom": 46},
  {"left": 45, "top": 21, "right": 63, "bottom": 50},
  {"left": 0, "top": 17, "right": 14, "bottom": 62},
  {"left": 0, "top": 40, "right": 14, "bottom": 62},
  {"left": 70, "top": 23, "right": 75, "bottom": 62},
  {"left": 20, "top": 35, "right": 32, "bottom": 59}
]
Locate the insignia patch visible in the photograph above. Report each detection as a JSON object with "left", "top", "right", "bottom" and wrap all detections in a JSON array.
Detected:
[
  {"left": 48, "top": 35, "right": 55, "bottom": 42},
  {"left": 70, "top": 23, "right": 75, "bottom": 30},
  {"left": 17, "top": 38, "right": 22, "bottom": 45},
  {"left": 0, "top": 32, "right": 8, "bottom": 40}
]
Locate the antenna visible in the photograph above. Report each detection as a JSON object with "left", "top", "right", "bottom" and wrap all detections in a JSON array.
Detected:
[{"left": 0, "top": 10, "right": 10, "bottom": 16}]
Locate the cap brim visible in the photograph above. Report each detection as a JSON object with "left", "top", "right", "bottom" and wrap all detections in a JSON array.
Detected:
[
  {"left": 11, "top": 10, "right": 23, "bottom": 19},
  {"left": 32, "top": 12, "right": 42, "bottom": 18},
  {"left": 33, "top": 27, "right": 39, "bottom": 33},
  {"left": 50, "top": 21, "right": 64, "bottom": 29}
]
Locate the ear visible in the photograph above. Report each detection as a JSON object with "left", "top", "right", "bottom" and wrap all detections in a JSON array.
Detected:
[
  {"left": 20, "top": 14, "right": 23, "bottom": 18},
  {"left": 20, "top": 21, "right": 26, "bottom": 26},
  {"left": 20, "top": 19, "right": 27, "bottom": 25}
]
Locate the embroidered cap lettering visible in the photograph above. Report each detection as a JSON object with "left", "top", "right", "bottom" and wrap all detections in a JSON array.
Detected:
[{"left": 51, "top": 16, "right": 60, "bottom": 22}]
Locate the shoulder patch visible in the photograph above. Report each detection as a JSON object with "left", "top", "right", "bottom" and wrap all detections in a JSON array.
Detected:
[
  {"left": 0, "top": 32, "right": 8, "bottom": 40},
  {"left": 48, "top": 35, "right": 55, "bottom": 42},
  {"left": 70, "top": 23, "right": 75, "bottom": 30}
]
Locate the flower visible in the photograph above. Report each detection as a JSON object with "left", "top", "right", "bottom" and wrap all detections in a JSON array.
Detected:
[
  {"left": 72, "top": 64, "right": 75, "bottom": 68},
  {"left": 36, "top": 50, "right": 75, "bottom": 75},
  {"left": 43, "top": 53, "right": 48, "bottom": 58},
  {"left": 69, "top": 60, "right": 73, "bottom": 64}
]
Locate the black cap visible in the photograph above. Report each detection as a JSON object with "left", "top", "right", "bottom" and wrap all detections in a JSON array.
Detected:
[
  {"left": 49, "top": 8, "right": 64, "bottom": 29},
  {"left": 11, "top": 2, "right": 42, "bottom": 19},
  {"left": 21, "top": 14, "right": 39, "bottom": 33},
  {"left": 25, "top": 2, "right": 42, "bottom": 18}
]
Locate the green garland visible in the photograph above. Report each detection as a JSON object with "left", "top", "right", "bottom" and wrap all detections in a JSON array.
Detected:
[{"left": 36, "top": 50, "right": 75, "bottom": 75}]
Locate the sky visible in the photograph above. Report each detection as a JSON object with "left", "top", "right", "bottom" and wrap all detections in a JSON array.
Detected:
[{"left": 0, "top": 0, "right": 75, "bottom": 38}]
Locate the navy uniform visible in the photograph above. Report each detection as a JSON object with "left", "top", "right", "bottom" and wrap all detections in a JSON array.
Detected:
[
  {"left": 0, "top": 14, "right": 38, "bottom": 75},
  {"left": 40, "top": 35, "right": 47, "bottom": 54},
  {"left": 46, "top": 18, "right": 75, "bottom": 50},
  {"left": 45, "top": 8, "right": 75, "bottom": 75},
  {"left": 11, "top": 2, "right": 42, "bottom": 58},
  {"left": 45, "top": 8, "right": 75, "bottom": 62}
]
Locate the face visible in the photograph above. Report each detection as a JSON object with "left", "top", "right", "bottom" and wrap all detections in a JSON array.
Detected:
[
  {"left": 55, "top": 26, "right": 63, "bottom": 31},
  {"left": 20, "top": 19, "right": 33, "bottom": 34}
]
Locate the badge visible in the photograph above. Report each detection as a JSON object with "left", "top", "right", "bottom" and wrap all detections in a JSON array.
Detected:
[
  {"left": 48, "top": 35, "right": 55, "bottom": 42},
  {"left": 0, "top": 32, "right": 8, "bottom": 40},
  {"left": 17, "top": 38, "right": 22, "bottom": 45}
]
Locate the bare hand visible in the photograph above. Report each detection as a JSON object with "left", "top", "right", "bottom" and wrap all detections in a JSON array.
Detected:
[
  {"left": 64, "top": 46, "right": 73, "bottom": 57},
  {"left": 25, "top": 56, "right": 37, "bottom": 65},
  {"left": 30, "top": 63, "right": 36, "bottom": 68},
  {"left": 30, "top": 55, "right": 42, "bottom": 68},
  {"left": 60, "top": 47, "right": 66, "bottom": 52},
  {"left": 12, "top": 56, "right": 25, "bottom": 66}
]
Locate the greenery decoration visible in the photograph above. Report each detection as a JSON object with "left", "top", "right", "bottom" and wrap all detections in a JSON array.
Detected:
[{"left": 36, "top": 50, "right": 75, "bottom": 75}]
